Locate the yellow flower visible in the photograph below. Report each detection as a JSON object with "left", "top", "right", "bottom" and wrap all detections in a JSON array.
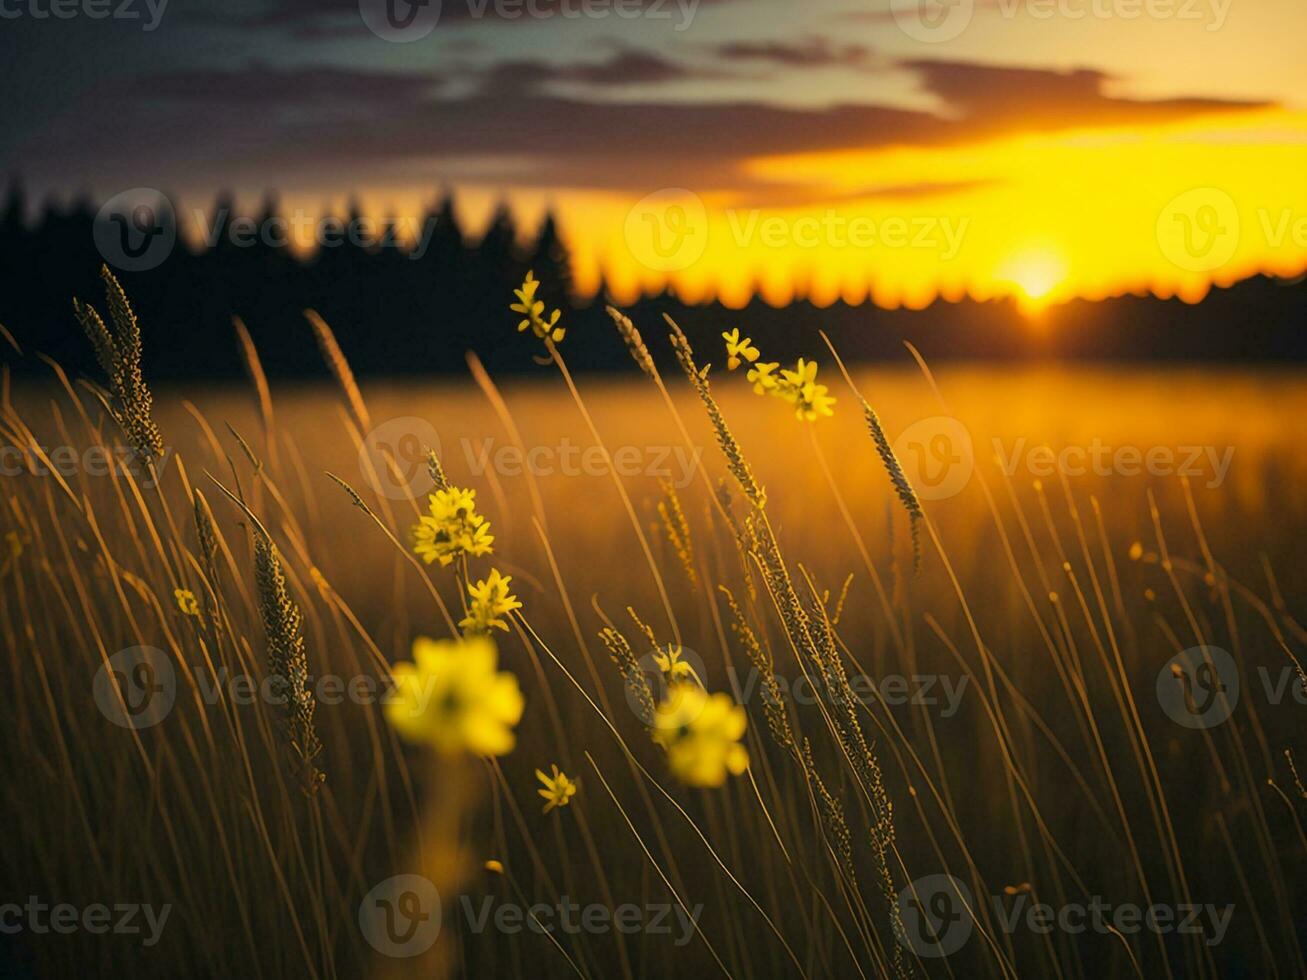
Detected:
[
  {"left": 174, "top": 588, "right": 199, "bottom": 616},
  {"left": 746, "top": 361, "right": 779, "bottom": 394},
  {"left": 777, "top": 358, "right": 835, "bottom": 421},
  {"left": 650, "top": 684, "right": 749, "bottom": 788},
  {"left": 653, "top": 644, "right": 702, "bottom": 687},
  {"left": 413, "top": 486, "right": 494, "bottom": 566},
  {"left": 511, "top": 270, "right": 565, "bottom": 344},
  {"left": 535, "top": 764, "right": 579, "bottom": 813},
  {"left": 722, "top": 328, "right": 760, "bottom": 371},
  {"left": 385, "top": 635, "right": 524, "bottom": 757},
  {"left": 460, "top": 569, "right": 523, "bottom": 635}
]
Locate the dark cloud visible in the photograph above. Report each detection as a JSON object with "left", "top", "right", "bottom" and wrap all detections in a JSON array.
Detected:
[
  {"left": 713, "top": 37, "right": 875, "bottom": 69},
  {"left": 185, "top": 0, "right": 736, "bottom": 38},
  {"left": 129, "top": 64, "right": 446, "bottom": 105},
  {"left": 476, "top": 47, "right": 728, "bottom": 94},
  {"left": 906, "top": 60, "right": 1265, "bottom": 128},
  {"left": 10, "top": 52, "right": 1275, "bottom": 206}
]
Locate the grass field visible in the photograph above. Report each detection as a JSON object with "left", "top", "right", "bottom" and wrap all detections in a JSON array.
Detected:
[{"left": 1, "top": 282, "right": 1304, "bottom": 978}]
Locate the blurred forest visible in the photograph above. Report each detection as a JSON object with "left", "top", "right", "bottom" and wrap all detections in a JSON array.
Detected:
[{"left": 1, "top": 183, "right": 1305, "bottom": 380}]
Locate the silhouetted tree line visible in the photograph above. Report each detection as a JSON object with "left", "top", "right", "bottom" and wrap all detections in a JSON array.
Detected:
[{"left": 1, "top": 181, "right": 1304, "bottom": 382}]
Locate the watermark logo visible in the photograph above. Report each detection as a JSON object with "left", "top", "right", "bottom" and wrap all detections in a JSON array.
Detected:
[
  {"left": 94, "top": 188, "right": 176, "bottom": 272},
  {"left": 0, "top": 898, "right": 171, "bottom": 946},
  {"left": 359, "top": 0, "right": 442, "bottom": 41},
  {"left": 898, "top": 875, "right": 1234, "bottom": 954},
  {"left": 893, "top": 416, "right": 974, "bottom": 501},
  {"left": 624, "top": 188, "right": 709, "bottom": 273},
  {"left": 1157, "top": 188, "right": 1240, "bottom": 273},
  {"left": 992, "top": 438, "right": 1234, "bottom": 488},
  {"left": 359, "top": 874, "right": 443, "bottom": 957},
  {"left": 898, "top": 874, "right": 974, "bottom": 957},
  {"left": 360, "top": 417, "right": 443, "bottom": 500},
  {"left": 1157, "top": 645, "right": 1239, "bottom": 729},
  {"left": 892, "top": 0, "right": 974, "bottom": 43},
  {"left": 93, "top": 646, "right": 176, "bottom": 729},
  {"left": 0, "top": 0, "right": 169, "bottom": 30},
  {"left": 624, "top": 646, "right": 708, "bottom": 726}
]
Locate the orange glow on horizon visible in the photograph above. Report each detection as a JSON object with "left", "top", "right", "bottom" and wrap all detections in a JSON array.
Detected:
[{"left": 180, "top": 107, "right": 1307, "bottom": 312}]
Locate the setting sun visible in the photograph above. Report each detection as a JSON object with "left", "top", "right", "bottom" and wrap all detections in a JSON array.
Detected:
[{"left": 998, "top": 247, "right": 1069, "bottom": 313}]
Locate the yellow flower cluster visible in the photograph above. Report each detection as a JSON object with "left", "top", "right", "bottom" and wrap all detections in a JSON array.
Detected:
[
  {"left": 459, "top": 568, "right": 523, "bottom": 635},
  {"left": 653, "top": 644, "right": 701, "bottom": 686},
  {"left": 413, "top": 486, "right": 494, "bottom": 567},
  {"left": 385, "top": 635, "right": 524, "bottom": 757},
  {"left": 536, "top": 764, "right": 578, "bottom": 813},
  {"left": 174, "top": 588, "right": 199, "bottom": 616},
  {"left": 723, "top": 332, "right": 835, "bottom": 421},
  {"left": 511, "top": 270, "right": 565, "bottom": 344},
  {"left": 651, "top": 683, "right": 749, "bottom": 788}
]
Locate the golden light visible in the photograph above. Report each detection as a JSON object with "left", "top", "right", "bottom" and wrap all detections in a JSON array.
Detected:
[{"left": 997, "top": 248, "right": 1069, "bottom": 315}]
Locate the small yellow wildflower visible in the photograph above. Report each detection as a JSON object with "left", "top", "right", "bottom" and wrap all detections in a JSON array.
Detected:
[
  {"left": 385, "top": 635, "right": 524, "bottom": 756},
  {"left": 651, "top": 683, "right": 748, "bottom": 788},
  {"left": 722, "top": 328, "right": 760, "bottom": 371},
  {"left": 485, "top": 860, "right": 505, "bottom": 874},
  {"left": 746, "top": 361, "right": 779, "bottom": 394},
  {"left": 511, "top": 270, "right": 565, "bottom": 344},
  {"left": 536, "top": 764, "right": 579, "bottom": 813},
  {"left": 174, "top": 588, "right": 199, "bottom": 616},
  {"left": 413, "top": 486, "right": 494, "bottom": 566},
  {"left": 654, "top": 644, "right": 702, "bottom": 687},
  {"left": 777, "top": 358, "right": 836, "bottom": 421},
  {"left": 460, "top": 569, "right": 523, "bottom": 635}
]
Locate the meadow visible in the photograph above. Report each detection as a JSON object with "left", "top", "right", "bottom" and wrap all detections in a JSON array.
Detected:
[{"left": 0, "top": 272, "right": 1304, "bottom": 979}]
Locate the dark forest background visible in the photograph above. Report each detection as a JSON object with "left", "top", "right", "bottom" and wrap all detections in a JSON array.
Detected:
[{"left": 2, "top": 184, "right": 1305, "bottom": 381}]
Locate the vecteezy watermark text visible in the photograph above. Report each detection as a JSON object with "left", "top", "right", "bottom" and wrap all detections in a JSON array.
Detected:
[
  {"left": 0, "top": 0, "right": 168, "bottom": 29},
  {"left": 897, "top": 874, "right": 1233, "bottom": 957},
  {"left": 358, "top": 874, "right": 702, "bottom": 957},
  {"left": 1, "top": 443, "right": 174, "bottom": 488},
  {"left": 0, "top": 897, "right": 171, "bottom": 947}
]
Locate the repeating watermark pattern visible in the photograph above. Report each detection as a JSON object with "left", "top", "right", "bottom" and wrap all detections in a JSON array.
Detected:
[
  {"left": 0, "top": 0, "right": 168, "bottom": 29},
  {"left": 0, "top": 898, "right": 171, "bottom": 946},
  {"left": 892, "top": 0, "right": 1228, "bottom": 44},
  {"left": 360, "top": 417, "right": 443, "bottom": 500},
  {"left": 892, "top": 417, "right": 976, "bottom": 502},
  {"left": 1157, "top": 189, "right": 1307, "bottom": 273},
  {"left": 1157, "top": 188, "right": 1241, "bottom": 273},
  {"left": 993, "top": 438, "right": 1235, "bottom": 489},
  {"left": 359, "top": 875, "right": 443, "bottom": 957},
  {"left": 462, "top": 438, "right": 702, "bottom": 488},
  {"left": 623, "top": 646, "right": 708, "bottom": 725},
  {"left": 623, "top": 189, "right": 969, "bottom": 272},
  {"left": 93, "top": 647, "right": 177, "bottom": 729},
  {"left": 1156, "top": 647, "right": 1304, "bottom": 729},
  {"left": 359, "top": 0, "right": 700, "bottom": 41},
  {"left": 1, "top": 443, "right": 174, "bottom": 488},
  {"left": 898, "top": 874, "right": 974, "bottom": 957},
  {"left": 1156, "top": 646, "right": 1239, "bottom": 729},
  {"left": 92, "top": 653, "right": 447, "bottom": 729},
  {"left": 897, "top": 874, "right": 1234, "bottom": 957},
  {"left": 94, "top": 188, "right": 176, "bottom": 272},
  {"left": 891, "top": 0, "right": 973, "bottom": 43},
  {"left": 359, "top": 874, "right": 702, "bottom": 956},
  {"left": 727, "top": 667, "right": 970, "bottom": 718},
  {"left": 461, "top": 895, "right": 701, "bottom": 945},
  {"left": 361, "top": 417, "right": 704, "bottom": 500},
  {"left": 624, "top": 189, "right": 710, "bottom": 273},
  {"left": 889, "top": 416, "right": 1238, "bottom": 501}
]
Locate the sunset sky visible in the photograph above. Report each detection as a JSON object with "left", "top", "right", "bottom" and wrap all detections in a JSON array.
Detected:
[{"left": 3, "top": 0, "right": 1305, "bottom": 308}]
